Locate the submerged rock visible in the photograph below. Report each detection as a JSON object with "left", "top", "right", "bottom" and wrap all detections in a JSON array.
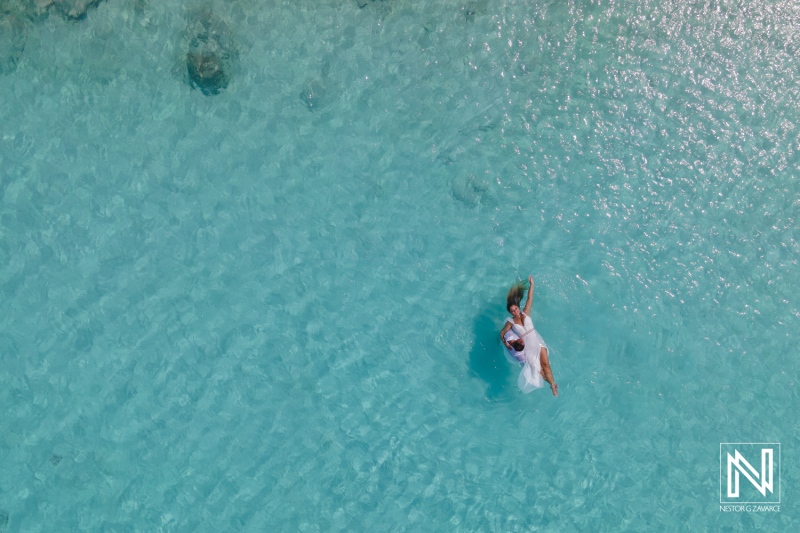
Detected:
[
  {"left": 24, "top": 0, "right": 102, "bottom": 20},
  {"left": 0, "top": 0, "right": 105, "bottom": 73},
  {"left": 452, "top": 173, "right": 493, "bottom": 208},
  {"left": 462, "top": 0, "right": 488, "bottom": 21},
  {"left": 187, "top": 52, "right": 227, "bottom": 95},
  {"left": 0, "top": 12, "right": 27, "bottom": 75},
  {"left": 186, "top": 10, "right": 234, "bottom": 96},
  {"left": 356, "top": 0, "right": 390, "bottom": 8},
  {"left": 52, "top": 0, "right": 103, "bottom": 21},
  {"left": 299, "top": 79, "right": 329, "bottom": 111},
  {"left": 1, "top": 0, "right": 102, "bottom": 23}
]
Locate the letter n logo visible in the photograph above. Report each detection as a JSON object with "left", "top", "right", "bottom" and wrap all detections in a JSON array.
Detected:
[{"left": 720, "top": 443, "right": 781, "bottom": 504}]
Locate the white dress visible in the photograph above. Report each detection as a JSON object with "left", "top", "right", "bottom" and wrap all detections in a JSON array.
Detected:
[{"left": 504, "top": 313, "right": 547, "bottom": 393}]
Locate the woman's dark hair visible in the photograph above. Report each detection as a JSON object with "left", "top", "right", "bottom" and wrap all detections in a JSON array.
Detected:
[{"left": 506, "top": 280, "right": 527, "bottom": 312}]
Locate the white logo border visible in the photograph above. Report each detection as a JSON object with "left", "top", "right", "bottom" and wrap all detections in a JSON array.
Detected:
[{"left": 719, "top": 442, "right": 781, "bottom": 504}]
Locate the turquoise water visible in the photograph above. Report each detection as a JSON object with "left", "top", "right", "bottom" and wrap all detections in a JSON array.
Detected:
[{"left": 0, "top": 0, "right": 797, "bottom": 530}]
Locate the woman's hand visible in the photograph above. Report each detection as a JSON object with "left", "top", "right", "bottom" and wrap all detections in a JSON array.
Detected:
[{"left": 528, "top": 276, "right": 534, "bottom": 287}]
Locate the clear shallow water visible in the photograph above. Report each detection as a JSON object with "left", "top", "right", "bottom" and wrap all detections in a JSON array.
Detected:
[{"left": 0, "top": 0, "right": 797, "bottom": 530}]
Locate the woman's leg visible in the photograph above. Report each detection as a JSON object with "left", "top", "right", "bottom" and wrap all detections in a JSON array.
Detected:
[{"left": 539, "top": 347, "right": 558, "bottom": 396}]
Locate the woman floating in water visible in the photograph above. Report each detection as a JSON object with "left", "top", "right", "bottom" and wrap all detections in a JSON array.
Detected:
[{"left": 500, "top": 276, "right": 558, "bottom": 396}]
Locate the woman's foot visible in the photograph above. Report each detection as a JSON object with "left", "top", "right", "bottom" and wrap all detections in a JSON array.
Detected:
[{"left": 551, "top": 383, "right": 559, "bottom": 396}]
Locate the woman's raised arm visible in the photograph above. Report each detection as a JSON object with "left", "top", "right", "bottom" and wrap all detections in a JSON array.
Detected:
[{"left": 523, "top": 276, "right": 534, "bottom": 315}]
